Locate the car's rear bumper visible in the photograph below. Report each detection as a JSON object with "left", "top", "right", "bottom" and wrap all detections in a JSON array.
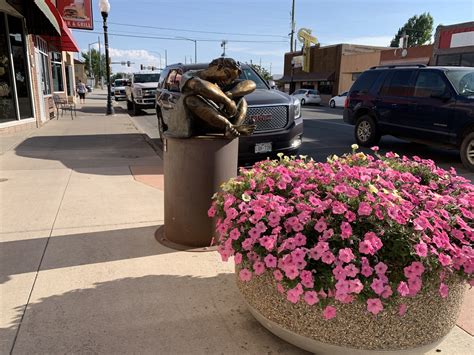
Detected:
[{"left": 238, "top": 119, "right": 303, "bottom": 165}]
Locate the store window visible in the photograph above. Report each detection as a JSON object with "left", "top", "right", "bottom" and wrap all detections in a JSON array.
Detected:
[
  {"left": 461, "top": 53, "right": 474, "bottom": 67},
  {"left": 437, "top": 54, "right": 461, "bottom": 66},
  {"left": 35, "top": 37, "right": 51, "bottom": 95},
  {"left": 8, "top": 15, "right": 33, "bottom": 119},
  {"left": 318, "top": 80, "right": 333, "bottom": 95},
  {"left": 50, "top": 51, "right": 64, "bottom": 92},
  {"left": 0, "top": 14, "right": 15, "bottom": 122}
]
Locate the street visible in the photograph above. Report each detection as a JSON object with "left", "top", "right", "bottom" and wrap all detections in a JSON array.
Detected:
[{"left": 118, "top": 101, "right": 474, "bottom": 181}]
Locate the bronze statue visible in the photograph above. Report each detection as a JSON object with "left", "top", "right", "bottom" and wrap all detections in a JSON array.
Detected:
[{"left": 164, "top": 58, "right": 256, "bottom": 139}]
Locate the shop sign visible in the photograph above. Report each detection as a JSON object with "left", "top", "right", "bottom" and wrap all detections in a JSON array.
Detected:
[
  {"left": 57, "top": 0, "right": 94, "bottom": 30},
  {"left": 297, "top": 28, "right": 318, "bottom": 72},
  {"left": 291, "top": 55, "right": 304, "bottom": 68}
]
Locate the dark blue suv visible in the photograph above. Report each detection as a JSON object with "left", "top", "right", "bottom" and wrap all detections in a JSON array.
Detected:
[{"left": 343, "top": 65, "right": 474, "bottom": 171}]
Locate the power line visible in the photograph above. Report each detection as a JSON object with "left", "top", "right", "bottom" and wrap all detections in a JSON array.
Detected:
[
  {"left": 94, "top": 21, "right": 288, "bottom": 39},
  {"left": 74, "top": 30, "right": 288, "bottom": 43}
]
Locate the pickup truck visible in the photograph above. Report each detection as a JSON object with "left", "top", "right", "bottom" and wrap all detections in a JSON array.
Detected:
[{"left": 125, "top": 72, "right": 160, "bottom": 115}]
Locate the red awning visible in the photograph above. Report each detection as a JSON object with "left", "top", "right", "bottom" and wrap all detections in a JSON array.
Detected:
[{"left": 43, "top": 0, "right": 80, "bottom": 52}]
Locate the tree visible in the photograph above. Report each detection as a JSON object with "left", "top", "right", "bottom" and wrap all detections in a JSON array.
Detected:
[
  {"left": 110, "top": 72, "right": 128, "bottom": 83},
  {"left": 390, "top": 13, "right": 434, "bottom": 47},
  {"left": 250, "top": 64, "right": 272, "bottom": 81},
  {"left": 81, "top": 49, "right": 107, "bottom": 85}
]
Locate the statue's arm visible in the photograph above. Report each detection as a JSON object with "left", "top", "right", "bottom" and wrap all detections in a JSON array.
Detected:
[
  {"left": 225, "top": 80, "right": 256, "bottom": 100},
  {"left": 185, "top": 77, "right": 234, "bottom": 107}
]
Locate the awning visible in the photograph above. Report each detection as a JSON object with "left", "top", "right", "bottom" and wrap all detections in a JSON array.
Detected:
[
  {"left": 7, "top": 0, "right": 61, "bottom": 35},
  {"left": 43, "top": 0, "right": 80, "bottom": 52},
  {"left": 277, "top": 72, "right": 335, "bottom": 83}
]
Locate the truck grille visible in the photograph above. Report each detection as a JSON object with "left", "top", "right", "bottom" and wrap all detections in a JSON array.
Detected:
[{"left": 244, "top": 105, "right": 289, "bottom": 132}]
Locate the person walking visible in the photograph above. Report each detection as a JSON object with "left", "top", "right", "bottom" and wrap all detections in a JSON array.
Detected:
[{"left": 76, "top": 80, "right": 87, "bottom": 104}]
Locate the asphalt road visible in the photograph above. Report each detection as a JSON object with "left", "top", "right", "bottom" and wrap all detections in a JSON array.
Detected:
[{"left": 117, "top": 100, "right": 474, "bottom": 182}]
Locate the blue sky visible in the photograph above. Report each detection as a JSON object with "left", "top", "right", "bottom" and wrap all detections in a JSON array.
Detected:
[{"left": 72, "top": 0, "right": 474, "bottom": 75}]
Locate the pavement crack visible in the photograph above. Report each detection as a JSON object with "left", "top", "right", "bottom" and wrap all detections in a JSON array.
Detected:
[{"left": 9, "top": 168, "right": 73, "bottom": 355}]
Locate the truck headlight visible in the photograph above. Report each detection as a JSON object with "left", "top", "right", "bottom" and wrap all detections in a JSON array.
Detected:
[
  {"left": 135, "top": 89, "right": 143, "bottom": 97},
  {"left": 294, "top": 98, "right": 301, "bottom": 119}
]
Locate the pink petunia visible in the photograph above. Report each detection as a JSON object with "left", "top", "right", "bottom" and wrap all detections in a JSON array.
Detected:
[
  {"left": 345, "top": 211, "right": 357, "bottom": 222},
  {"left": 439, "top": 283, "right": 449, "bottom": 298},
  {"left": 338, "top": 248, "right": 355, "bottom": 263},
  {"left": 399, "top": 304, "right": 408, "bottom": 316},
  {"left": 207, "top": 205, "right": 216, "bottom": 217},
  {"left": 359, "top": 240, "right": 374, "bottom": 255},
  {"left": 234, "top": 253, "right": 243, "bottom": 264},
  {"left": 415, "top": 242, "right": 428, "bottom": 257},
  {"left": 284, "top": 265, "right": 299, "bottom": 280},
  {"left": 397, "top": 281, "right": 410, "bottom": 296},
  {"left": 287, "top": 288, "right": 301, "bottom": 303},
  {"left": 304, "top": 291, "right": 319, "bottom": 306},
  {"left": 374, "top": 262, "right": 388, "bottom": 275},
  {"left": 438, "top": 253, "right": 452, "bottom": 266},
  {"left": 361, "top": 265, "right": 374, "bottom": 277},
  {"left": 340, "top": 222, "right": 353, "bottom": 239},
  {"left": 344, "top": 264, "right": 359, "bottom": 278},
  {"left": 370, "top": 278, "right": 385, "bottom": 296},
  {"left": 253, "top": 261, "right": 266, "bottom": 276},
  {"left": 367, "top": 298, "right": 384, "bottom": 315},
  {"left": 321, "top": 250, "right": 336, "bottom": 264},
  {"left": 358, "top": 202, "right": 373, "bottom": 216},
  {"left": 273, "top": 269, "right": 283, "bottom": 281},
  {"left": 239, "top": 268, "right": 252, "bottom": 282},
  {"left": 264, "top": 254, "right": 277, "bottom": 268},
  {"left": 323, "top": 305, "right": 337, "bottom": 320},
  {"left": 314, "top": 218, "right": 327, "bottom": 233},
  {"left": 332, "top": 201, "right": 347, "bottom": 215}
]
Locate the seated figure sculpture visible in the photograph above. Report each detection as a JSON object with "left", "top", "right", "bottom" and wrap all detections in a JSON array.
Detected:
[{"left": 164, "top": 58, "right": 257, "bottom": 139}]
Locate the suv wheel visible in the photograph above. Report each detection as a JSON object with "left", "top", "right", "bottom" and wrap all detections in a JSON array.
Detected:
[
  {"left": 460, "top": 132, "right": 474, "bottom": 172},
  {"left": 330, "top": 100, "right": 335, "bottom": 108},
  {"left": 355, "top": 115, "right": 380, "bottom": 147},
  {"left": 301, "top": 99, "right": 306, "bottom": 105}
]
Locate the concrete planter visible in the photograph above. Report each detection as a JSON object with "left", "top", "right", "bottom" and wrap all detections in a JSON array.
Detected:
[{"left": 236, "top": 270, "right": 466, "bottom": 355}]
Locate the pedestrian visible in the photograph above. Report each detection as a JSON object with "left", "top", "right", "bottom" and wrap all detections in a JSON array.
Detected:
[{"left": 76, "top": 80, "right": 86, "bottom": 104}]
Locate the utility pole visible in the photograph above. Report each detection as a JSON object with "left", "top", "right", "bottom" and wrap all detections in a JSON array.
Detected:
[
  {"left": 290, "top": 0, "right": 295, "bottom": 52},
  {"left": 221, "top": 40, "right": 227, "bottom": 57}
]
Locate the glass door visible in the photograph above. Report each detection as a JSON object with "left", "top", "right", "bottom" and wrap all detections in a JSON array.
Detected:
[{"left": 0, "top": 14, "right": 16, "bottom": 122}]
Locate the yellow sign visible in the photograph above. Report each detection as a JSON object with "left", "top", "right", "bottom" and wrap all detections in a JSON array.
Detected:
[{"left": 297, "top": 28, "right": 318, "bottom": 72}]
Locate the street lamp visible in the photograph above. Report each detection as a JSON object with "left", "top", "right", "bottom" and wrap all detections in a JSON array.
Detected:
[{"left": 99, "top": 0, "right": 114, "bottom": 115}]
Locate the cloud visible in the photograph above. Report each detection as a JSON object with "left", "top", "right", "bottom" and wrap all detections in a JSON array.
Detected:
[{"left": 108, "top": 48, "right": 164, "bottom": 73}]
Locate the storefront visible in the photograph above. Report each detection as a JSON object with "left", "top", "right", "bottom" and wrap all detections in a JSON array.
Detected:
[
  {"left": 279, "top": 44, "right": 386, "bottom": 104},
  {"left": 432, "top": 21, "right": 474, "bottom": 67}
]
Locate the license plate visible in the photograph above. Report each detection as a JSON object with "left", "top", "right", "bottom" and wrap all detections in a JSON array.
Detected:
[{"left": 255, "top": 142, "right": 272, "bottom": 154}]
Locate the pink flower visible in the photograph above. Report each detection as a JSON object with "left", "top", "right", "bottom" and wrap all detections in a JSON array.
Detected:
[
  {"left": 345, "top": 211, "right": 357, "bottom": 222},
  {"left": 361, "top": 265, "right": 373, "bottom": 277},
  {"left": 229, "top": 228, "right": 241, "bottom": 240},
  {"left": 284, "top": 265, "right": 299, "bottom": 280},
  {"left": 367, "top": 298, "right": 383, "bottom": 315},
  {"left": 253, "top": 261, "right": 266, "bottom": 275},
  {"left": 294, "top": 233, "right": 307, "bottom": 246},
  {"left": 371, "top": 146, "right": 379, "bottom": 152},
  {"left": 332, "top": 201, "right": 347, "bottom": 215},
  {"left": 304, "top": 291, "right": 319, "bottom": 306},
  {"left": 239, "top": 268, "right": 252, "bottom": 282},
  {"left": 408, "top": 277, "right": 422, "bottom": 296},
  {"left": 207, "top": 205, "right": 216, "bottom": 217},
  {"left": 397, "top": 281, "right": 410, "bottom": 296},
  {"left": 438, "top": 253, "right": 452, "bottom": 266},
  {"left": 374, "top": 262, "right": 388, "bottom": 275},
  {"left": 277, "top": 283, "right": 285, "bottom": 294},
  {"left": 358, "top": 202, "right": 372, "bottom": 216},
  {"left": 344, "top": 264, "right": 359, "bottom": 278},
  {"left": 399, "top": 304, "right": 407, "bottom": 316},
  {"left": 234, "top": 253, "right": 242, "bottom": 264},
  {"left": 273, "top": 269, "right": 283, "bottom": 281},
  {"left": 415, "top": 242, "right": 428, "bottom": 257},
  {"left": 340, "top": 222, "right": 352, "bottom": 239},
  {"left": 338, "top": 248, "right": 355, "bottom": 263},
  {"left": 287, "top": 288, "right": 300, "bottom": 303},
  {"left": 264, "top": 254, "right": 277, "bottom": 268},
  {"left": 370, "top": 278, "right": 385, "bottom": 295},
  {"left": 359, "top": 240, "right": 374, "bottom": 255},
  {"left": 323, "top": 305, "right": 337, "bottom": 320},
  {"left": 332, "top": 265, "right": 347, "bottom": 280},
  {"left": 381, "top": 285, "right": 393, "bottom": 299},
  {"left": 226, "top": 207, "right": 238, "bottom": 220},
  {"left": 321, "top": 251, "right": 336, "bottom": 264},
  {"left": 439, "top": 283, "right": 449, "bottom": 298},
  {"left": 300, "top": 270, "right": 314, "bottom": 288},
  {"left": 314, "top": 218, "right": 327, "bottom": 233}
]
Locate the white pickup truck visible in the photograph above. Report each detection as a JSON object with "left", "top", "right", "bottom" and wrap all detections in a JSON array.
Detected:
[{"left": 125, "top": 72, "right": 161, "bottom": 115}]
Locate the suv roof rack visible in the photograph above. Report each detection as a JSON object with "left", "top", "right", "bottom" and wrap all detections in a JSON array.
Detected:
[{"left": 370, "top": 64, "right": 427, "bottom": 69}]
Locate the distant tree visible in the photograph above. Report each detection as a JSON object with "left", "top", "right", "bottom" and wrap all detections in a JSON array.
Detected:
[
  {"left": 110, "top": 72, "right": 128, "bottom": 82},
  {"left": 250, "top": 64, "right": 272, "bottom": 81},
  {"left": 390, "top": 13, "right": 434, "bottom": 47},
  {"left": 81, "top": 49, "right": 107, "bottom": 85}
]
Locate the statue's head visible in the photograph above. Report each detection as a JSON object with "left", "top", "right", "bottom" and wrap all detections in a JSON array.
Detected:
[{"left": 205, "top": 57, "right": 242, "bottom": 85}]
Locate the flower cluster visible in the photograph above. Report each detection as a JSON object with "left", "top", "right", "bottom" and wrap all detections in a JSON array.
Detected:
[{"left": 210, "top": 147, "right": 474, "bottom": 319}]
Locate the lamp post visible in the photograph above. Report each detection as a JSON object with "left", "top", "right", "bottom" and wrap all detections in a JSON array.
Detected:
[{"left": 99, "top": 0, "right": 114, "bottom": 115}]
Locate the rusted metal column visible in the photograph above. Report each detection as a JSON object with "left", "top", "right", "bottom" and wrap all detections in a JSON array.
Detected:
[{"left": 160, "top": 137, "right": 238, "bottom": 248}]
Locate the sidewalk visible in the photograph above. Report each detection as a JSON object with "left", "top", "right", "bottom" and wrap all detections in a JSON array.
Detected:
[{"left": 0, "top": 92, "right": 472, "bottom": 354}]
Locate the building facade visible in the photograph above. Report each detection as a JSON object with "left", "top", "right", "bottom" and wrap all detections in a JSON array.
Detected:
[
  {"left": 279, "top": 44, "right": 387, "bottom": 104},
  {"left": 432, "top": 21, "right": 474, "bottom": 67},
  {"left": 0, "top": 0, "right": 79, "bottom": 134}
]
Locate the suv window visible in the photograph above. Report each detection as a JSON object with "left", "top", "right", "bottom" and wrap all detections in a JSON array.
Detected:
[
  {"left": 380, "top": 70, "right": 415, "bottom": 97},
  {"left": 445, "top": 69, "right": 474, "bottom": 97},
  {"left": 239, "top": 67, "right": 268, "bottom": 89},
  {"left": 293, "top": 90, "right": 305, "bottom": 95},
  {"left": 309, "top": 90, "right": 319, "bottom": 95},
  {"left": 134, "top": 73, "right": 161, "bottom": 83},
  {"left": 414, "top": 71, "right": 447, "bottom": 98},
  {"left": 157, "top": 69, "right": 169, "bottom": 89},
  {"left": 350, "top": 70, "right": 383, "bottom": 94}
]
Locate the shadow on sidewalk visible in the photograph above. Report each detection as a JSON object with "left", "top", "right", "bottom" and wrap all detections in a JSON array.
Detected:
[
  {"left": 0, "top": 225, "right": 171, "bottom": 285},
  {"left": 75, "top": 105, "right": 128, "bottom": 115},
  {"left": 1, "top": 274, "right": 307, "bottom": 354}
]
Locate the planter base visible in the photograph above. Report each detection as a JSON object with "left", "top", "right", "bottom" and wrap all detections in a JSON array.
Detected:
[{"left": 246, "top": 301, "right": 447, "bottom": 355}]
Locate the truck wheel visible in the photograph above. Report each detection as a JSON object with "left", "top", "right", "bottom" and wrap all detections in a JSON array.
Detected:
[
  {"left": 460, "top": 132, "right": 474, "bottom": 172},
  {"left": 330, "top": 100, "right": 336, "bottom": 108},
  {"left": 355, "top": 115, "right": 381, "bottom": 147},
  {"left": 127, "top": 100, "right": 132, "bottom": 110},
  {"left": 133, "top": 102, "right": 142, "bottom": 116}
]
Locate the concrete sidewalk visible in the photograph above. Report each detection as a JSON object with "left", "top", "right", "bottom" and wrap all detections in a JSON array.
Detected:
[{"left": 0, "top": 92, "right": 472, "bottom": 354}]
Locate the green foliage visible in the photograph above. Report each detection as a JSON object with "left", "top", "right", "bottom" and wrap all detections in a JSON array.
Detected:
[
  {"left": 81, "top": 49, "right": 107, "bottom": 83},
  {"left": 110, "top": 72, "right": 128, "bottom": 83},
  {"left": 250, "top": 64, "right": 272, "bottom": 81},
  {"left": 390, "top": 13, "right": 434, "bottom": 47}
]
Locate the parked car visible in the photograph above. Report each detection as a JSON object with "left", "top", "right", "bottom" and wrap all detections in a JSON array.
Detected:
[
  {"left": 155, "top": 63, "right": 303, "bottom": 165},
  {"left": 291, "top": 89, "right": 321, "bottom": 105},
  {"left": 125, "top": 72, "right": 161, "bottom": 115},
  {"left": 113, "top": 78, "right": 128, "bottom": 101},
  {"left": 329, "top": 92, "right": 348, "bottom": 108},
  {"left": 343, "top": 65, "right": 474, "bottom": 171}
]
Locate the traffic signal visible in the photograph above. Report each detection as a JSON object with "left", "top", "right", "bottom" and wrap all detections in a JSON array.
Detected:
[
  {"left": 140, "top": 64, "right": 144, "bottom": 70},
  {"left": 151, "top": 66, "right": 156, "bottom": 71},
  {"left": 127, "top": 61, "right": 131, "bottom": 67}
]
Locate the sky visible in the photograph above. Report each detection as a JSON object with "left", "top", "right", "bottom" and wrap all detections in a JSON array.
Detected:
[{"left": 71, "top": 0, "right": 474, "bottom": 75}]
